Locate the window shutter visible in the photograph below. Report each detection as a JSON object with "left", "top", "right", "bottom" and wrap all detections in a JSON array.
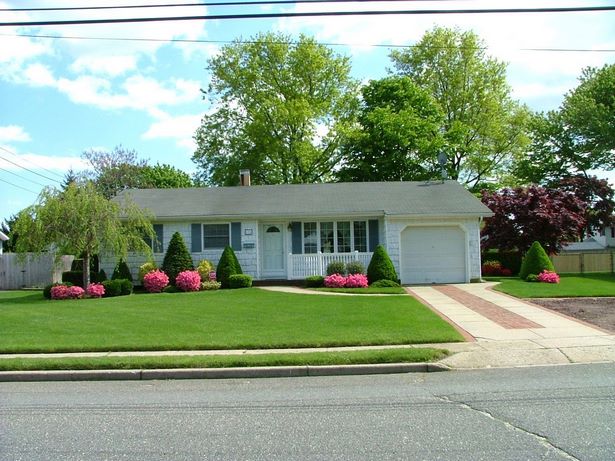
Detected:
[
  {"left": 368, "top": 219, "right": 379, "bottom": 252},
  {"left": 191, "top": 224, "right": 202, "bottom": 253},
  {"left": 231, "top": 222, "right": 241, "bottom": 251},
  {"left": 291, "top": 222, "right": 302, "bottom": 254},
  {"left": 154, "top": 224, "right": 164, "bottom": 253}
]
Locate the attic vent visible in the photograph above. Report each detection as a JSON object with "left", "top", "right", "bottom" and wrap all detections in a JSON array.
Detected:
[{"left": 239, "top": 169, "right": 251, "bottom": 186}]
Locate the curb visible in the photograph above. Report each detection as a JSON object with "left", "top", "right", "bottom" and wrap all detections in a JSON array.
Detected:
[{"left": 0, "top": 362, "right": 451, "bottom": 382}]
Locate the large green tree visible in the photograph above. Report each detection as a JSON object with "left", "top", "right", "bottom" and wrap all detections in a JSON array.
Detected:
[
  {"left": 13, "top": 182, "right": 154, "bottom": 288},
  {"left": 336, "top": 76, "right": 444, "bottom": 182},
  {"left": 390, "top": 26, "right": 530, "bottom": 190},
  {"left": 193, "top": 32, "right": 358, "bottom": 186}
]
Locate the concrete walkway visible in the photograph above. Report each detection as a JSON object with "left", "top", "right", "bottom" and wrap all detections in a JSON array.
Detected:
[{"left": 407, "top": 282, "right": 615, "bottom": 369}]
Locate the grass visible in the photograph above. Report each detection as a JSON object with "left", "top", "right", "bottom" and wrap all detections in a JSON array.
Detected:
[
  {"left": 0, "top": 348, "right": 448, "bottom": 371},
  {"left": 491, "top": 273, "right": 615, "bottom": 298},
  {"left": 0, "top": 288, "right": 463, "bottom": 353},
  {"left": 313, "top": 287, "right": 406, "bottom": 294}
]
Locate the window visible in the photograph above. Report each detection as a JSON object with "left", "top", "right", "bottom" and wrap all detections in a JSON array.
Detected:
[
  {"left": 320, "top": 222, "right": 334, "bottom": 253},
  {"left": 337, "top": 221, "right": 351, "bottom": 253},
  {"left": 203, "top": 224, "right": 229, "bottom": 249},
  {"left": 353, "top": 221, "right": 367, "bottom": 252},
  {"left": 145, "top": 224, "right": 164, "bottom": 253},
  {"left": 303, "top": 222, "right": 318, "bottom": 254}
]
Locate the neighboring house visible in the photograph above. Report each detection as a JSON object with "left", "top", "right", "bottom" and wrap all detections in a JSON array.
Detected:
[
  {"left": 561, "top": 223, "right": 615, "bottom": 252},
  {"left": 0, "top": 230, "right": 8, "bottom": 255},
  {"left": 108, "top": 179, "right": 493, "bottom": 285}
]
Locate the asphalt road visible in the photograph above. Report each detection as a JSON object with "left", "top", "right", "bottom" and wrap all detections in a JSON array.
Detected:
[{"left": 1, "top": 363, "right": 614, "bottom": 460}]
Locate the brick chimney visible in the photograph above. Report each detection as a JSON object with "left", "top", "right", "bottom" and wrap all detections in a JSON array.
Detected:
[{"left": 239, "top": 169, "right": 251, "bottom": 186}]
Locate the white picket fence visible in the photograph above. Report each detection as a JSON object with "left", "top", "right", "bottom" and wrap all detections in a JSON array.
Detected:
[
  {"left": 0, "top": 253, "right": 73, "bottom": 290},
  {"left": 288, "top": 251, "right": 373, "bottom": 279}
]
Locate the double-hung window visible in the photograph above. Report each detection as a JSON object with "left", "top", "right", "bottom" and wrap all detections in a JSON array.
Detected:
[{"left": 203, "top": 224, "right": 230, "bottom": 249}]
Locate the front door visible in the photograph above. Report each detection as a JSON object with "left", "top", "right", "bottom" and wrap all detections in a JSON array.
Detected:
[{"left": 262, "top": 224, "right": 286, "bottom": 278}]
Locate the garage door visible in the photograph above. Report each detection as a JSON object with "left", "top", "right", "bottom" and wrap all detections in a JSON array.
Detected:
[{"left": 400, "top": 226, "right": 466, "bottom": 284}]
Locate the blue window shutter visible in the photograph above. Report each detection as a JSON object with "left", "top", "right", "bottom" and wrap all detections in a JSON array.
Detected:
[
  {"left": 191, "top": 224, "right": 202, "bottom": 253},
  {"left": 291, "top": 222, "right": 302, "bottom": 254},
  {"left": 154, "top": 224, "right": 164, "bottom": 253},
  {"left": 231, "top": 222, "right": 241, "bottom": 251},
  {"left": 368, "top": 220, "right": 379, "bottom": 252}
]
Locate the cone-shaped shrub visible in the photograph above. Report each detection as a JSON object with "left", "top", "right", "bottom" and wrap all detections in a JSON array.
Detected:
[
  {"left": 112, "top": 258, "right": 133, "bottom": 282},
  {"left": 367, "top": 244, "right": 398, "bottom": 284},
  {"left": 162, "top": 232, "right": 194, "bottom": 285},
  {"left": 519, "top": 241, "right": 555, "bottom": 280},
  {"left": 216, "top": 245, "right": 243, "bottom": 289}
]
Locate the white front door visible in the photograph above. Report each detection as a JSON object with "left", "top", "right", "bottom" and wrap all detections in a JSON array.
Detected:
[{"left": 262, "top": 224, "right": 286, "bottom": 278}]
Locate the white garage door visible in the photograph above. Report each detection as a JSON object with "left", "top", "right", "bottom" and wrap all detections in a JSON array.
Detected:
[{"left": 400, "top": 226, "right": 466, "bottom": 285}]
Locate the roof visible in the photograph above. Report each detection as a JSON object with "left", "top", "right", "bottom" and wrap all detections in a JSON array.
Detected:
[
  {"left": 0, "top": 231, "right": 8, "bottom": 241},
  {"left": 114, "top": 180, "right": 493, "bottom": 220},
  {"left": 561, "top": 237, "right": 608, "bottom": 252}
]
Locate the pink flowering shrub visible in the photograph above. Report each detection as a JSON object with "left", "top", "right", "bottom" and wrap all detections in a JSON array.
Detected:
[
  {"left": 324, "top": 273, "right": 347, "bottom": 288},
  {"left": 176, "top": 270, "right": 201, "bottom": 292},
  {"left": 86, "top": 283, "right": 105, "bottom": 298},
  {"left": 537, "top": 270, "right": 560, "bottom": 284},
  {"left": 344, "top": 273, "right": 368, "bottom": 288},
  {"left": 209, "top": 271, "right": 217, "bottom": 282},
  {"left": 51, "top": 285, "right": 85, "bottom": 300},
  {"left": 143, "top": 269, "right": 170, "bottom": 293}
]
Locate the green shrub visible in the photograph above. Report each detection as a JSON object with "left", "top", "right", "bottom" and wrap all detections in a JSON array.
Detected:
[
  {"left": 346, "top": 260, "right": 365, "bottom": 275},
  {"left": 367, "top": 245, "right": 398, "bottom": 284},
  {"left": 229, "top": 274, "right": 253, "bottom": 289},
  {"left": 216, "top": 245, "right": 243, "bottom": 289},
  {"left": 481, "top": 249, "right": 522, "bottom": 275},
  {"left": 119, "top": 279, "right": 133, "bottom": 296},
  {"left": 138, "top": 261, "right": 157, "bottom": 283},
  {"left": 43, "top": 282, "right": 72, "bottom": 299},
  {"left": 305, "top": 275, "right": 325, "bottom": 288},
  {"left": 326, "top": 261, "right": 346, "bottom": 276},
  {"left": 102, "top": 280, "right": 122, "bottom": 297},
  {"left": 70, "top": 259, "right": 83, "bottom": 271},
  {"left": 92, "top": 269, "right": 107, "bottom": 283},
  {"left": 196, "top": 259, "right": 215, "bottom": 281},
  {"left": 201, "top": 281, "right": 221, "bottom": 291},
  {"left": 163, "top": 285, "right": 179, "bottom": 293},
  {"left": 519, "top": 241, "right": 555, "bottom": 280},
  {"left": 526, "top": 274, "right": 539, "bottom": 282},
  {"left": 162, "top": 232, "right": 194, "bottom": 285},
  {"left": 370, "top": 279, "right": 400, "bottom": 288},
  {"left": 112, "top": 258, "right": 133, "bottom": 282},
  {"left": 62, "top": 271, "right": 84, "bottom": 288}
]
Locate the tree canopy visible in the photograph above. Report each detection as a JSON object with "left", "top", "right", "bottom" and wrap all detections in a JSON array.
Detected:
[
  {"left": 390, "top": 26, "right": 530, "bottom": 190},
  {"left": 13, "top": 182, "right": 154, "bottom": 287},
  {"left": 193, "top": 32, "right": 358, "bottom": 186}
]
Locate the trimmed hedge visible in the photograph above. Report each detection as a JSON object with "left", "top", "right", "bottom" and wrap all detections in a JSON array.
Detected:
[
  {"left": 229, "top": 274, "right": 253, "bottom": 289},
  {"left": 370, "top": 279, "right": 400, "bottom": 288},
  {"left": 519, "top": 241, "right": 555, "bottom": 280},
  {"left": 162, "top": 232, "right": 194, "bottom": 285},
  {"left": 102, "top": 279, "right": 132, "bottom": 297},
  {"left": 216, "top": 245, "right": 243, "bottom": 289},
  {"left": 305, "top": 275, "right": 325, "bottom": 288},
  {"left": 367, "top": 245, "right": 398, "bottom": 284},
  {"left": 62, "top": 271, "right": 85, "bottom": 288}
]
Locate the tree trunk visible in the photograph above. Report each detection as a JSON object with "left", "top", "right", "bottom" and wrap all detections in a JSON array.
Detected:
[{"left": 83, "top": 252, "right": 90, "bottom": 290}]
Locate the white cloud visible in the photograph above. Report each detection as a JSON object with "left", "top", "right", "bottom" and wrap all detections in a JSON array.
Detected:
[
  {"left": 0, "top": 126, "right": 31, "bottom": 143},
  {"left": 0, "top": 149, "right": 87, "bottom": 172},
  {"left": 71, "top": 55, "right": 137, "bottom": 77},
  {"left": 22, "top": 63, "right": 56, "bottom": 87},
  {"left": 142, "top": 113, "right": 203, "bottom": 152}
]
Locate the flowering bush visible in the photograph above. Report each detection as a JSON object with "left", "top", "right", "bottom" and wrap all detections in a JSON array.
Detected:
[
  {"left": 196, "top": 260, "right": 215, "bottom": 281},
  {"left": 86, "top": 283, "right": 105, "bottom": 298},
  {"left": 537, "top": 270, "right": 560, "bottom": 284},
  {"left": 201, "top": 281, "right": 221, "bottom": 291},
  {"left": 138, "top": 261, "right": 157, "bottom": 283},
  {"left": 143, "top": 269, "right": 170, "bottom": 293},
  {"left": 344, "top": 273, "right": 368, "bottom": 288},
  {"left": 51, "top": 284, "right": 84, "bottom": 300},
  {"left": 176, "top": 270, "right": 201, "bottom": 292},
  {"left": 324, "top": 273, "right": 347, "bottom": 288},
  {"left": 481, "top": 260, "right": 513, "bottom": 276},
  {"left": 208, "top": 271, "right": 217, "bottom": 282}
]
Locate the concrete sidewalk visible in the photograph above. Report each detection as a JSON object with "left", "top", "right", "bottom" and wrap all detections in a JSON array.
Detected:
[{"left": 407, "top": 283, "right": 615, "bottom": 369}]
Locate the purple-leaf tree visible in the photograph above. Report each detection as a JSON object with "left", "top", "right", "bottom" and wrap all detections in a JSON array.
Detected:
[{"left": 481, "top": 186, "right": 587, "bottom": 254}]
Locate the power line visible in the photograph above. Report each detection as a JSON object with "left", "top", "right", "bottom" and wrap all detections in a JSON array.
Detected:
[
  {"left": 4, "top": 32, "right": 615, "bottom": 53},
  {"left": 0, "top": 152, "right": 62, "bottom": 184},
  {"left": 1, "top": 0, "right": 463, "bottom": 13},
  {"left": 2, "top": 6, "right": 615, "bottom": 27},
  {"left": 0, "top": 146, "right": 65, "bottom": 180},
  {"left": 0, "top": 166, "right": 48, "bottom": 188},
  {"left": 0, "top": 176, "right": 39, "bottom": 195}
]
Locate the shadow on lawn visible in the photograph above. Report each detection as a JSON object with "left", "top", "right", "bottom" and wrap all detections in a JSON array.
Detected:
[{"left": 0, "top": 292, "right": 45, "bottom": 305}]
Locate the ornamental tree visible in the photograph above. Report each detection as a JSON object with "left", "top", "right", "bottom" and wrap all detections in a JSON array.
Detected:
[
  {"left": 161, "top": 232, "right": 194, "bottom": 285},
  {"left": 481, "top": 186, "right": 586, "bottom": 254},
  {"left": 13, "top": 182, "right": 154, "bottom": 288}
]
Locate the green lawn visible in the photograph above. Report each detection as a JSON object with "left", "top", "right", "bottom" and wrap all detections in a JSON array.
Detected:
[
  {"left": 0, "top": 348, "right": 448, "bottom": 371},
  {"left": 314, "top": 287, "right": 406, "bottom": 295},
  {"left": 491, "top": 273, "right": 615, "bottom": 298},
  {"left": 0, "top": 288, "right": 462, "bottom": 353}
]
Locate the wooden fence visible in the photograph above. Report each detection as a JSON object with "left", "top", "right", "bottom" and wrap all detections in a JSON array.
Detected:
[
  {"left": 0, "top": 253, "right": 73, "bottom": 290},
  {"left": 551, "top": 250, "right": 615, "bottom": 274}
]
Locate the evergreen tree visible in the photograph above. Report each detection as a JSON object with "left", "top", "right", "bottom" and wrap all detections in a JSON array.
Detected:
[{"left": 161, "top": 232, "right": 194, "bottom": 284}]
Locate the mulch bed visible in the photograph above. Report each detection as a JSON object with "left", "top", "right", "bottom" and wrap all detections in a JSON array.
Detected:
[{"left": 530, "top": 297, "right": 615, "bottom": 332}]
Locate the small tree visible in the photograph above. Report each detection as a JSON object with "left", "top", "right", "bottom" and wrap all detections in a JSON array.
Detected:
[
  {"left": 367, "top": 245, "right": 398, "bottom": 284},
  {"left": 112, "top": 258, "right": 133, "bottom": 282},
  {"left": 216, "top": 246, "right": 243, "bottom": 289},
  {"left": 13, "top": 182, "right": 153, "bottom": 288},
  {"left": 519, "top": 241, "right": 555, "bottom": 280},
  {"left": 161, "top": 232, "right": 194, "bottom": 285}
]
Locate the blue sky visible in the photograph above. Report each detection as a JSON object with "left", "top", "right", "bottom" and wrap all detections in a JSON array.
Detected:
[{"left": 1, "top": 0, "right": 615, "bottom": 223}]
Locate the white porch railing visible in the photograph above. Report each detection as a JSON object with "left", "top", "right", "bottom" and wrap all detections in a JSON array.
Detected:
[{"left": 287, "top": 251, "right": 373, "bottom": 279}]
